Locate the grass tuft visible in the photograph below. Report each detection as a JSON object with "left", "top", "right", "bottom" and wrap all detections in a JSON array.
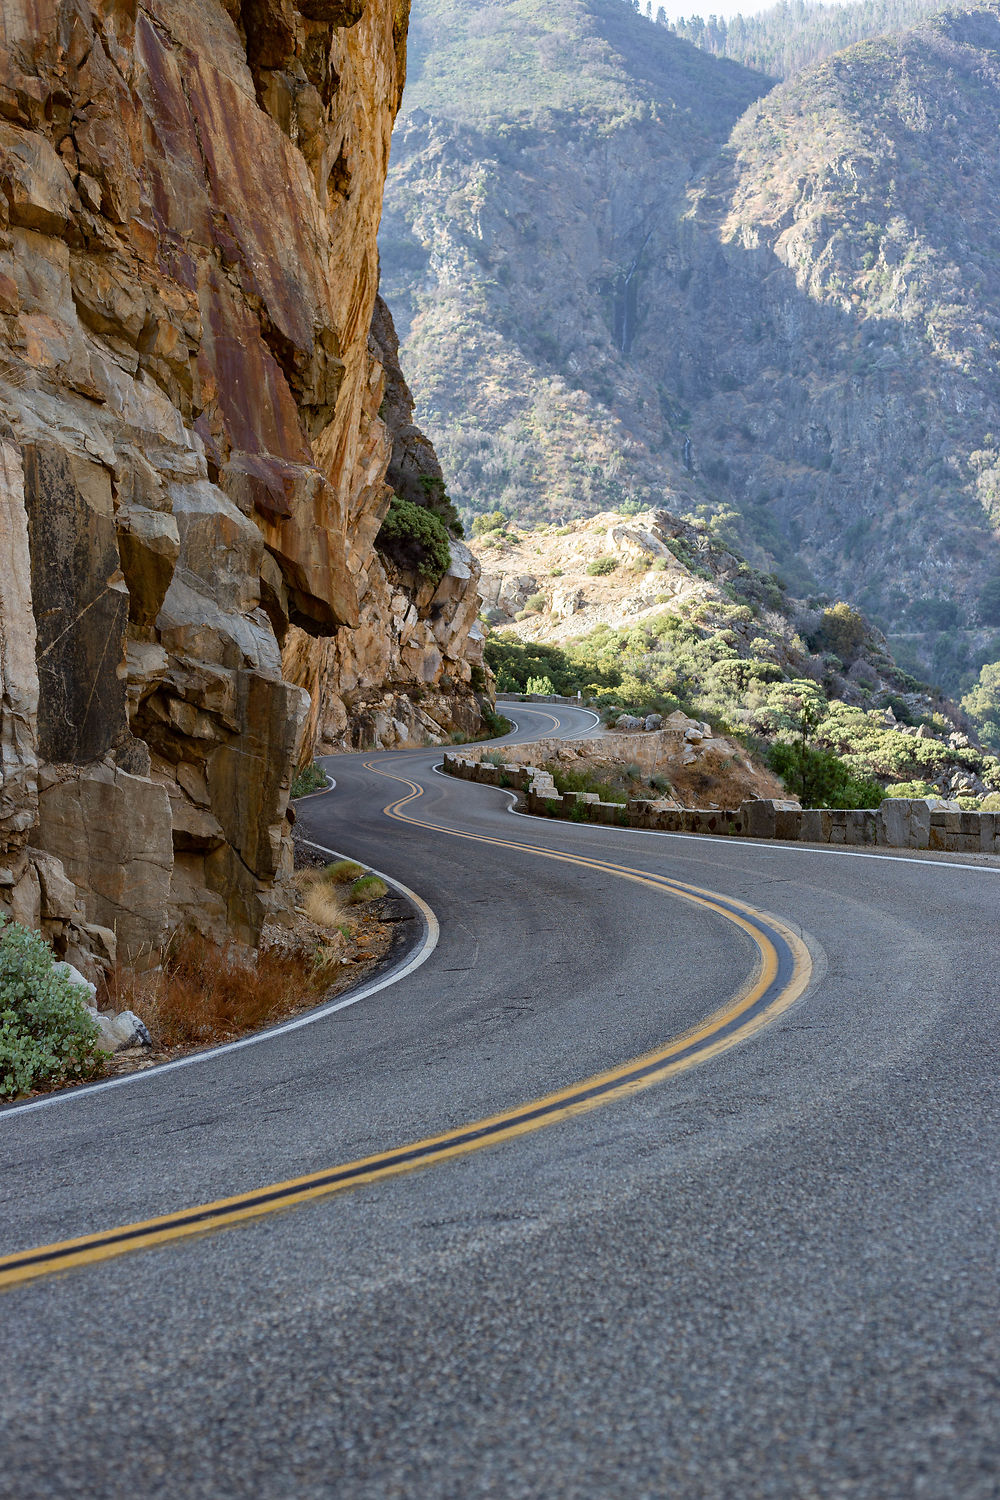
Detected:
[
  {"left": 303, "top": 883, "right": 346, "bottom": 927},
  {"left": 347, "top": 876, "right": 388, "bottom": 904}
]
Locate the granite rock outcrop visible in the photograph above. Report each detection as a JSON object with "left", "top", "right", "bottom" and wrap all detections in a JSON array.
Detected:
[
  {"left": 283, "top": 295, "right": 488, "bottom": 753},
  {"left": 0, "top": 0, "right": 483, "bottom": 963}
]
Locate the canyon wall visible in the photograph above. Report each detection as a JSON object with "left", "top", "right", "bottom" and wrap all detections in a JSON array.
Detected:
[
  {"left": 283, "top": 292, "right": 486, "bottom": 756},
  {"left": 0, "top": 0, "right": 483, "bottom": 965}
]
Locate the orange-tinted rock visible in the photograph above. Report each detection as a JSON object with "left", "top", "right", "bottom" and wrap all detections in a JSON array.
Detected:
[{"left": 0, "top": 0, "right": 486, "bottom": 958}]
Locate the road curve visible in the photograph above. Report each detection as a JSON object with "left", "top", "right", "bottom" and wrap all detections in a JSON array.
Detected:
[{"left": 3, "top": 704, "right": 999, "bottom": 1499}]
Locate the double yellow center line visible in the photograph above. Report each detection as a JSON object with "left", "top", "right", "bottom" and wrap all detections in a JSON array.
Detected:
[{"left": 0, "top": 760, "right": 812, "bottom": 1291}]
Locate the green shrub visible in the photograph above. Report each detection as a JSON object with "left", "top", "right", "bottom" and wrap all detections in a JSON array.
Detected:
[
  {"left": 417, "top": 474, "right": 464, "bottom": 536},
  {"left": 325, "top": 859, "right": 365, "bottom": 885},
  {"left": 809, "top": 601, "right": 868, "bottom": 664},
  {"left": 348, "top": 876, "right": 388, "bottom": 904},
  {"left": 291, "top": 762, "right": 328, "bottom": 797},
  {"left": 768, "top": 741, "right": 884, "bottom": 809},
  {"left": 471, "top": 509, "right": 509, "bottom": 536},
  {"left": 376, "top": 496, "right": 452, "bottom": 580},
  {"left": 525, "top": 674, "right": 555, "bottom": 694},
  {"left": 0, "top": 920, "right": 105, "bottom": 1098},
  {"left": 962, "top": 662, "right": 1000, "bottom": 754},
  {"left": 586, "top": 555, "right": 619, "bottom": 577},
  {"left": 523, "top": 593, "right": 547, "bottom": 613},
  {"left": 544, "top": 762, "right": 626, "bottom": 803},
  {"left": 479, "top": 704, "right": 512, "bottom": 738}
]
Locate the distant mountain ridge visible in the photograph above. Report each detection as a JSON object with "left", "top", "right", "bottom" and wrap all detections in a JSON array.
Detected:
[
  {"left": 667, "top": 0, "right": 950, "bottom": 79},
  {"left": 380, "top": 0, "right": 1000, "bottom": 698}
]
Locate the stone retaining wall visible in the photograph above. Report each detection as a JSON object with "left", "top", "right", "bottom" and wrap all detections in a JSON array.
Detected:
[{"left": 442, "top": 755, "right": 1000, "bottom": 854}]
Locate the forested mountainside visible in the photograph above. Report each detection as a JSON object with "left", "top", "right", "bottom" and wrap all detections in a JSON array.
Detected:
[
  {"left": 666, "top": 0, "right": 947, "bottom": 80},
  {"left": 380, "top": 0, "right": 768, "bottom": 524},
  {"left": 380, "top": 0, "right": 1000, "bottom": 706}
]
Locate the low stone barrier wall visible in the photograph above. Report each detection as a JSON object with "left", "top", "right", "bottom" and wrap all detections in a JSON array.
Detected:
[{"left": 441, "top": 754, "right": 1000, "bottom": 854}]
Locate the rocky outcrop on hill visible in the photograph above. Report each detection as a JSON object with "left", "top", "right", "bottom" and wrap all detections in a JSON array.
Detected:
[{"left": 0, "top": 0, "right": 483, "bottom": 965}]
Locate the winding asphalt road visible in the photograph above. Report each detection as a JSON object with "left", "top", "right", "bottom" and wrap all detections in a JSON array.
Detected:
[{"left": 3, "top": 704, "right": 999, "bottom": 1498}]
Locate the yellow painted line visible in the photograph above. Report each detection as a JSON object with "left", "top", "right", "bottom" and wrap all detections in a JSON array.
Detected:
[{"left": 0, "top": 759, "right": 812, "bottom": 1291}]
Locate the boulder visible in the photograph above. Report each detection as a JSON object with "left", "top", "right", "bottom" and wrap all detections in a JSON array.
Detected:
[
  {"left": 89, "top": 1007, "right": 153, "bottom": 1052},
  {"left": 52, "top": 959, "right": 97, "bottom": 1003},
  {"left": 876, "top": 798, "right": 931, "bottom": 849},
  {"left": 38, "top": 765, "right": 174, "bottom": 961}
]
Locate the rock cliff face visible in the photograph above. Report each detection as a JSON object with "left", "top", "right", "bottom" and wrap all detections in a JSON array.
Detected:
[
  {"left": 0, "top": 0, "right": 483, "bottom": 964},
  {"left": 283, "top": 294, "right": 487, "bottom": 754}
]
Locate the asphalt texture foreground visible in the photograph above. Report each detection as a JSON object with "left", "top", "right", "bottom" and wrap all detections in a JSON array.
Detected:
[{"left": 3, "top": 705, "right": 999, "bottom": 1498}]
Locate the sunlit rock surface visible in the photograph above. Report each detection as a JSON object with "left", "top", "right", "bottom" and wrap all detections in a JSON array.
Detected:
[{"left": 0, "top": 0, "right": 483, "bottom": 957}]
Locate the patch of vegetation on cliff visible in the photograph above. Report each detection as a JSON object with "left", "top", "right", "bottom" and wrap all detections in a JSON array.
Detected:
[{"left": 376, "top": 495, "right": 452, "bottom": 580}]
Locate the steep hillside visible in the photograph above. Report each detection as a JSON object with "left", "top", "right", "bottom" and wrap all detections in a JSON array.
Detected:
[
  {"left": 380, "top": 0, "right": 1000, "bottom": 695},
  {"left": 473, "top": 508, "right": 1000, "bottom": 803},
  {"left": 0, "top": 0, "right": 483, "bottom": 966},
  {"left": 380, "top": 0, "right": 767, "bottom": 521},
  {"left": 669, "top": 4, "right": 1000, "bottom": 685}
]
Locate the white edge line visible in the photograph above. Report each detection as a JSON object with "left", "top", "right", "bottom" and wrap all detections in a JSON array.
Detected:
[
  {"left": 429, "top": 765, "right": 1000, "bottom": 876},
  {"left": 1, "top": 844, "right": 440, "bottom": 1120},
  {"left": 292, "top": 773, "right": 337, "bottom": 801}
]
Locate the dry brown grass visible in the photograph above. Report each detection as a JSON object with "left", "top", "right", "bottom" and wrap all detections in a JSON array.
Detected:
[
  {"left": 101, "top": 932, "right": 333, "bottom": 1048},
  {"left": 302, "top": 881, "right": 345, "bottom": 927}
]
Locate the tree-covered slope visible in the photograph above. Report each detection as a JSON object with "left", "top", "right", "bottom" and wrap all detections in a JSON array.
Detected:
[{"left": 667, "top": 0, "right": 950, "bottom": 80}]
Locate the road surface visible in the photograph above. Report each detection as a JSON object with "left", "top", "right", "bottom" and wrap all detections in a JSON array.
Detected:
[{"left": 2, "top": 704, "right": 998, "bottom": 1498}]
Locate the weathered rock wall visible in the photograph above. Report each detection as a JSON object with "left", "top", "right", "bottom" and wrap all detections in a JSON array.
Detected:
[
  {"left": 283, "top": 295, "right": 488, "bottom": 754},
  {"left": 0, "top": 0, "right": 483, "bottom": 962}
]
